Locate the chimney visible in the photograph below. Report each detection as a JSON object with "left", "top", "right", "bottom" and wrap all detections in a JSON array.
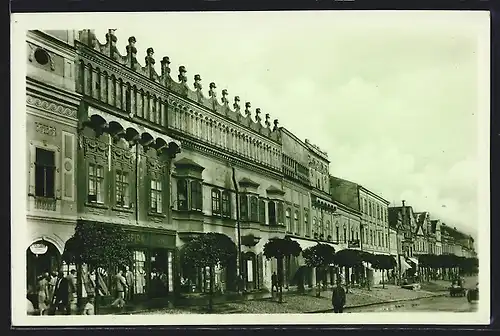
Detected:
[{"left": 402, "top": 200, "right": 406, "bottom": 207}]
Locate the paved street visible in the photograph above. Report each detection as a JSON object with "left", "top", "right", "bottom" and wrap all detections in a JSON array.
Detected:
[{"left": 346, "top": 295, "right": 478, "bottom": 313}]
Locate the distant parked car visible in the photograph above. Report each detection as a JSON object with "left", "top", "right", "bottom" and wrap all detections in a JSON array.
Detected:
[
  {"left": 467, "top": 283, "right": 479, "bottom": 303},
  {"left": 449, "top": 281, "right": 466, "bottom": 297}
]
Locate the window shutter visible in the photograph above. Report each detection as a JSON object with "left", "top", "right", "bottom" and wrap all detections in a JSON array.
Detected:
[{"left": 62, "top": 132, "right": 75, "bottom": 201}]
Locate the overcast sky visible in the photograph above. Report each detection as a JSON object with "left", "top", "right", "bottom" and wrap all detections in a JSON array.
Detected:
[{"left": 91, "top": 12, "right": 487, "bottom": 239}]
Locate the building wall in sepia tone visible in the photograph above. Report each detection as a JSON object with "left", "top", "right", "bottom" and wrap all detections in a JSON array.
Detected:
[{"left": 26, "top": 30, "right": 82, "bottom": 295}]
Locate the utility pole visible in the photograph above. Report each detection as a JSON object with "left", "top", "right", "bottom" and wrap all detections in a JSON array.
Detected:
[{"left": 231, "top": 166, "right": 243, "bottom": 294}]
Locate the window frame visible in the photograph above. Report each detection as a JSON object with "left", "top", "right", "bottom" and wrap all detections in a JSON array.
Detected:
[
  {"left": 190, "top": 180, "right": 203, "bottom": 211},
  {"left": 34, "top": 147, "right": 56, "bottom": 198},
  {"left": 211, "top": 188, "right": 221, "bottom": 215},
  {"left": 176, "top": 179, "right": 188, "bottom": 211},
  {"left": 285, "top": 208, "right": 291, "bottom": 233},
  {"left": 259, "top": 199, "right": 266, "bottom": 224},
  {"left": 88, "top": 162, "right": 105, "bottom": 204},
  {"left": 294, "top": 210, "right": 300, "bottom": 235},
  {"left": 150, "top": 178, "right": 163, "bottom": 214},
  {"left": 268, "top": 201, "right": 276, "bottom": 226},
  {"left": 115, "top": 169, "right": 130, "bottom": 208},
  {"left": 250, "top": 196, "right": 259, "bottom": 222},
  {"left": 221, "top": 190, "right": 231, "bottom": 218}
]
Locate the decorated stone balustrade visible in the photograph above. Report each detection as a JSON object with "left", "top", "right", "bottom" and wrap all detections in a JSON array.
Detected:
[{"left": 76, "top": 29, "right": 282, "bottom": 147}]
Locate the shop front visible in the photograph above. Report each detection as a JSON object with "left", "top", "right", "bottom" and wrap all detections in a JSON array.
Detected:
[{"left": 77, "top": 226, "right": 178, "bottom": 305}]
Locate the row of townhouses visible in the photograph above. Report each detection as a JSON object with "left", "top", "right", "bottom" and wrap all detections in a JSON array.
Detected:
[{"left": 25, "top": 30, "right": 476, "bottom": 304}]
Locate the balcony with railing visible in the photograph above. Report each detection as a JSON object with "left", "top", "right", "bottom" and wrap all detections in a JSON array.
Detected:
[{"left": 34, "top": 196, "right": 57, "bottom": 211}]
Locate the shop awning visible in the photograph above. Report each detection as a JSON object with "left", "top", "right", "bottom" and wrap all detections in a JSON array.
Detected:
[
  {"left": 363, "top": 261, "right": 373, "bottom": 270},
  {"left": 400, "top": 259, "right": 412, "bottom": 273},
  {"left": 408, "top": 257, "right": 419, "bottom": 266},
  {"left": 290, "top": 237, "right": 319, "bottom": 251}
]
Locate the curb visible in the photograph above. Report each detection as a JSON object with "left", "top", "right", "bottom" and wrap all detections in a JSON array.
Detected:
[{"left": 305, "top": 292, "right": 448, "bottom": 314}]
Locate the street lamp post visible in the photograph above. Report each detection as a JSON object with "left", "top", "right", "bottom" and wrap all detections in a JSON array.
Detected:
[{"left": 231, "top": 166, "right": 244, "bottom": 294}]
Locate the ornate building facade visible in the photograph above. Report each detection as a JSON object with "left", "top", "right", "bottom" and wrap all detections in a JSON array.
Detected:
[
  {"left": 26, "top": 30, "right": 82, "bottom": 297},
  {"left": 25, "top": 29, "right": 477, "bottom": 305}
]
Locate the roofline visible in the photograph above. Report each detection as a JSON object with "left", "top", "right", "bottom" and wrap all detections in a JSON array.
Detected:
[
  {"left": 279, "top": 127, "right": 309, "bottom": 151},
  {"left": 358, "top": 185, "right": 390, "bottom": 204}
]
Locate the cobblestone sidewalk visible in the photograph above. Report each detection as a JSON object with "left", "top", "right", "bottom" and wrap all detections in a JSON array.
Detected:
[{"left": 132, "top": 285, "right": 443, "bottom": 315}]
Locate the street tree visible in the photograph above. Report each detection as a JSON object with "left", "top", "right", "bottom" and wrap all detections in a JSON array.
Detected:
[
  {"left": 333, "top": 249, "right": 362, "bottom": 293},
  {"left": 63, "top": 221, "right": 132, "bottom": 314},
  {"left": 182, "top": 232, "right": 237, "bottom": 312},
  {"left": 263, "top": 237, "right": 302, "bottom": 303},
  {"left": 302, "top": 243, "right": 336, "bottom": 297},
  {"left": 370, "top": 254, "right": 396, "bottom": 288},
  {"left": 358, "top": 251, "right": 375, "bottom": 290}
]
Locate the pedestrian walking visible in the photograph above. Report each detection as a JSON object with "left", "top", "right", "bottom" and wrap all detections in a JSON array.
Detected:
[
  {"left": 271, "top": 272, "right": 278, "bottom": 294},
  {"left": 124, "top": 265, "right": 134, "bottom": 301},
  {"left": 36, "top": 273, "right": 50, "bottom": 315},
  {"left": 331, "top": 278, "right": 346, "bottom": 314},
  {"left": 51, "top": 271, "right": 68, "bottom": 315},
  {"left": 66, "top": 270, "right": 77, "bottom": 314},
  {"left": 111, "top": 269, "right": 128, "bottom": 309},
  {"left": 47, "top": 272, "right": 57, "bottom": 304}
]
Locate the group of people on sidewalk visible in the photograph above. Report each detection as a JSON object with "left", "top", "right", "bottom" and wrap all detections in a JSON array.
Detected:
[
  {"left": 28, "top": 266, "right": 136, "bottom": 316},
  {"left": 28, "top": 270, "right": 95, "bottom": 316}
]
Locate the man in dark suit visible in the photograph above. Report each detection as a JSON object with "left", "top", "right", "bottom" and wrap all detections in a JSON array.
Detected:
[
  {"left": 331, "top": 277, "right": 347, "bottom": 313},
  {"left": 52, "top": 271, "right": 68, "bottom": 315}
]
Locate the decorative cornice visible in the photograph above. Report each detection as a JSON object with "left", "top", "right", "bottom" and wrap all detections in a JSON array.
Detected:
[
  {"left": 26, "top": 94, "right": 77, "bottom": 119},
  {"left": 76, "top": 31, "right": 282, "bottom": 145},
  {"left": 170, "top": 130, "right": 283, "bottom": 181}
]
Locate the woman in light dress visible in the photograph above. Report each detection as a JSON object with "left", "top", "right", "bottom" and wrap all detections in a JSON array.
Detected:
[{"left": 37, "top": 273, "right": 50, "bottom": 315}]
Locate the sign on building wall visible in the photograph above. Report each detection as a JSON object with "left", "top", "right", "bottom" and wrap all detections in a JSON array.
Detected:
[{"left": 29, "top": 242, "right": 48, "bottom": 255}]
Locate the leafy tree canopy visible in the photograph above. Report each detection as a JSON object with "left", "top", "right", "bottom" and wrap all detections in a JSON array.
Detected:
[
  {"left": 370, "top": 254, "right": 397, "bottom": 270},
  {"left": 183, "top": 232, "right": 237, "bottom": 269},
  {"left": 302, "top": 243, "right": 336, "bottom": 268},
  {"left": 63, "top": 222, "right": 132, "bottom": 269},
  {"left": 334, "top": 248, "right": 362, "bottom": 268},
  {"left": 263, "top": 237, "right": 302, "bottom": 260}
]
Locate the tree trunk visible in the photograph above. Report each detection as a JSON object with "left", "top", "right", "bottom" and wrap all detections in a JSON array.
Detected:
[
  {"left": 316, "top": 267, "right": 321, "bottom": 298},
  {"left": 208, "top": 266, "right": 214, "bottom": 312},
  {"left": 278, "top": 256, "right": 284, "bottom": 303},
  {"left": 345, "top": 267, "right": 349, "bottom": 293},
  {"left": 94, "top": 268, "right": 99, "bottom": 315}
]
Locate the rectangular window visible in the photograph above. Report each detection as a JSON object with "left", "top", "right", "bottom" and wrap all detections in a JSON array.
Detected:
[
  {"left": 259, "top": 199, "right": 266, "bottom": 224},
  {"left": 88, "top": 163, "right": 104, "bottom": 203},
  {"left": 115, "top": 170, "right": 130, "bottom": 207},
  {"left": 211, "top": 189, "right": 221, "bottom": 215},
  {"left": 240, "top": 194, "right": 248, "bottom": 220},
  {"left": 133, "top": 251, "right": 146, "bottom": 294},
  {"left": 268, "top": 201, "right": 276, "bottom": 226},
  {"left": 277, "top": 203, "right": 284, "bottom": 225},
  {"left": 304, "top": 213, "right": 309, "bottom": 236},
  {"left": 150, "top": 179, "right": 162, "bottom": 213},
  {"left": 250, "top": 196, "right": 259, "bottom": 222},
  {"left": 295, "top": 211, "right": 300, "bottom": 235},
  {"left": 177, "top": 179, "right": 188, "bottom": 210},
  {"left": 190, "top": 181, "right": 203, "bottom": 211},
  {"left": 35, "top": 148, "right": 55, "bottom": 198},
  {"left": 222, "top": 191, "right": 231, "bottom": 217}
]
